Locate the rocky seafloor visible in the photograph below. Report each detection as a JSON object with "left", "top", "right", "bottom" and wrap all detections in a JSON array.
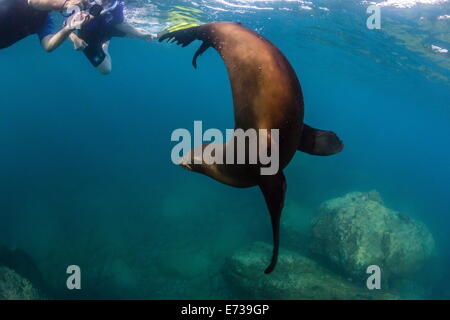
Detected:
[
  {"left": 0, "top": 191, "right": 442, "bottom": 300},
  {"left": 0, "top": 245, "right": 46, "bottom": 299},
  {"left": 226, "top": 191, "right": 438, "bottom": 300}
]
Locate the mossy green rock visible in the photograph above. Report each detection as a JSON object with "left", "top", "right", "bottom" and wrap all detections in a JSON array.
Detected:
[
  {"left": 0, "top": 266, "right": 43, "bottom": 300},
  {"left": 311, "top": 191, "right": 435, "bottom": 282},
  {"left": 224, "top": 242, "right": 396, "bottom": 300}
]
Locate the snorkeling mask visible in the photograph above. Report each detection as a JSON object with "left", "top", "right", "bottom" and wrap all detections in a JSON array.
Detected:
[
  {"left": 63, "top": 0, "right": 119, "bottom": 28},
  {"left": 63, "top": 0, "right": 119, "bottom": 18},
  {"left": 88, "top": 0, "right": 119, "bottom": 17}
]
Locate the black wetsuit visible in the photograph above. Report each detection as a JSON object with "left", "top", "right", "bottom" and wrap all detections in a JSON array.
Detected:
[
  {"left": 0, "top": 0, "right": 54, "bottom": 49},
  {"left": 77, "top": 1, "right": 126, "bottom": 67}
]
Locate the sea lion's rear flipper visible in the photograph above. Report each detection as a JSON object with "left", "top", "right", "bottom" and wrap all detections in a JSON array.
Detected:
[
  {"left": 192, "top": 41, "right": 210, "bottom": 69},
  {"left": 159, "top": 26, "right": 211, "bottom": 69},
  {"left": 159, "top": 25, "right": 200, "bottom": 46},
  {"left": 298, "top": 124, "right": 344, "bottom": 156},
  {"left": 259, "top": 171, "right": 286, "bottom": 274}
]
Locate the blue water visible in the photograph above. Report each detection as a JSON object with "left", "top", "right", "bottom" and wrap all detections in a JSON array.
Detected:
[{"left": 0, "top": 0, "right": 449, "bottom": 299}]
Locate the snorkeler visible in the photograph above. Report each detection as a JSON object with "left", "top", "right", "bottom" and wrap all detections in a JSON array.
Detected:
[
  {"left": 67, "top": 0, "right": 156, "bottom": 75},
  {"left": 0, "top": 0, "right": 89, "bottom": 51}
]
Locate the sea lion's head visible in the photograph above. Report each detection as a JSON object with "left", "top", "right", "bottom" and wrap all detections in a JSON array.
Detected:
[
  {"left": 178, "top": 143, "right": 255, "bottom": 188},
  {"left": 178, "top": 144, "right": 228, "bottom": 183},
  {"left": 178, "top": 144, "right": 206, "bottom": 173}
]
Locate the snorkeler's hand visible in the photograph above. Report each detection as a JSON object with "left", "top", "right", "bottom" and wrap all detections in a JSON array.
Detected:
[
  {"left": 73, "top": 37, "right": 88, "bottom": 51},
  {"left": 156, "top": 30, "right": 168, "bottom": 39},
  {"left": 66, "top": 11, "right": 90, "bottom": 30},
  {"left": 142, "top": 34, "right": 153, "bottom": 42},
  {"left": 142, "top": 33, "right": 157, "bottom": 42}
]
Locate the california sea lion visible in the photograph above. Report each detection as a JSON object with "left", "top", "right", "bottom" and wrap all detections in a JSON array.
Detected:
[{"left": 160, "top": 22, "right": 343, "bottom": 273}]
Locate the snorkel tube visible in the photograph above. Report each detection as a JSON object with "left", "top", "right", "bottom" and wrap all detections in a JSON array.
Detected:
[
  {"left": 63, "top": 0, "right": 119, "bottom": 18},
  {"left": 88, "top": 0, "right": 118, "bottom": 17},
  {"left": 63, "top": 0, "right": 119, "bottom": 29},
  {"left": 97, "top": 0, "right": 118, "bottom": 16}
]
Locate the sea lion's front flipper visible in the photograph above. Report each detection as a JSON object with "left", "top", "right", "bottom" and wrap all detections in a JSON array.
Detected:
[
  {"left": 298, "top": 124, "right": 344, "bottom": 156},
  {"left": 259, "top": 171, "right": 286, "bottom": 274}
]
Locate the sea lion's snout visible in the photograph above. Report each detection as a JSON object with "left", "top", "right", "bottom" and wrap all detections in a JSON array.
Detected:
[
  {"left": 178, "top": 154, "right": 193, "bottom": 171},
  {"left": 178, "top": 145, "right": 206, "bottom": 172},
  {"left": 179, "top": 160, "right": 193, "bottom": 171}
]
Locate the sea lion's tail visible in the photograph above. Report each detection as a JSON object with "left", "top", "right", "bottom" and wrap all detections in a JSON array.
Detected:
[{"left": 159, "top": 25, "right": 211, "bottom": 69}]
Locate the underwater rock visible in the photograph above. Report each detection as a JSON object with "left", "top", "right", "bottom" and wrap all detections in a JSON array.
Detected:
[
  {"left": 0, "top": 266, "right": 43, "bottom": 300},
  {"left": 311, "top": 191, "right": 435, "bottom": 282},
  {"left": 224, "top": 242, "right": 396, "bottom": 300},
  {"left": 0, "top": 244, "right": 48, "bottom": 298}
]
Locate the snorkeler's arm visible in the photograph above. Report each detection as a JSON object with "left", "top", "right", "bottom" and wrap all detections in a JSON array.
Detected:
[
  {"left": 115, "top": 23, "right": 155, "bottom": 42},
  {"left": 41, "top": 12, "right": 89, "bottom": 52},
  {"left": 41, "top": 26, "right": 73, "bottom": 52},
  {"left": 28, "top": 0, "right": 85, "bottom": 11}
]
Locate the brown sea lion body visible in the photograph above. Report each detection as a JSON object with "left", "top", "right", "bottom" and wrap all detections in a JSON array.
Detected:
[
  {"left": 160, "top": 22, "right": 343, "bottom": 273},
  {"left": 211, "top": 22, "right": 304, "bottom": 173}
]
